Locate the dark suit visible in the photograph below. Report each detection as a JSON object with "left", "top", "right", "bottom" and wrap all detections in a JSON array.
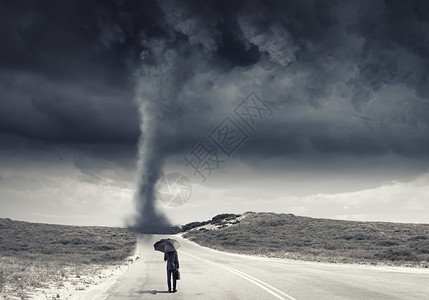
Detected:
[{"left": 164, "top": 251, "right": 179, "bottom": 292}]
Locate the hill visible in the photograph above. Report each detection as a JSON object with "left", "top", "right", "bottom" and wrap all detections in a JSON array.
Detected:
[
  {"left": 0, "top": 218, "right": 136, "bottom": 299},
  {"left": 182, "top": 212, "right": 429, "bottom": 267}
]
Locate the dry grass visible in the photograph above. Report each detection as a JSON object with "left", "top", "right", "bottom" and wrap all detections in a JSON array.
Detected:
[
  {"left": 0, "top": 218, "right": 136, "bottom": 299},
  {"left": 183, "top": 212, "right": 429, "bottom": 268}
]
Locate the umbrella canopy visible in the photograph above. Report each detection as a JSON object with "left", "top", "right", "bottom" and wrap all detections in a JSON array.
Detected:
[{"left": 154, "top": 238, "right": 181, "bottom": 253}]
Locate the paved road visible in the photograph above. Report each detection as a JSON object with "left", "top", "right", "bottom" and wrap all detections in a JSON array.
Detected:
[{"left": 106, "top": 234, "right": 429, "bottom": 299}]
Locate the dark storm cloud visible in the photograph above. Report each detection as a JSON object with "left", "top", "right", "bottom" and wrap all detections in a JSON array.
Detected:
[
  {"left": 131, "top": 0, "right": 429, "bottom": 160},
  {"left": 1, "top": 0, "right": 429, "bottom": 158},
  {"left": 1, "top": 0, "right": 429, "bottom": 229},
  {"left": 0, "top": 0, "right": 140, "bottom": 145}
]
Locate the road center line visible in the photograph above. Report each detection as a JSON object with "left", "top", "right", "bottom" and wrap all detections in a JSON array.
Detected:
[{"left": 181, "top": 251, "right": 297, "bottom": 300}]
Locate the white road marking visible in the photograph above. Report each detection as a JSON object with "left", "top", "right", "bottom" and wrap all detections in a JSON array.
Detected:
[{"left": 181, "top": 251, "right": 297, "bottom": 300}]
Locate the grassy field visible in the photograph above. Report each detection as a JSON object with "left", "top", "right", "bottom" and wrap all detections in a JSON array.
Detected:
[
  {"left": 183, "top": 212, "right": 429, "bottom": 267},
  {"left": 0, "top": 218, "right": 136, "bottom": 299}
]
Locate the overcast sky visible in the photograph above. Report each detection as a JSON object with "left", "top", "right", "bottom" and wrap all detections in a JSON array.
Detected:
[{"left": 1, "top": 0, "right": 429, "bottom": 227}]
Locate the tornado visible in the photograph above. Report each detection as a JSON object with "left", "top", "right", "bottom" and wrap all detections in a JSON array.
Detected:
[{"left": 130, "top": 39, "right": 193, "bottom": 233}]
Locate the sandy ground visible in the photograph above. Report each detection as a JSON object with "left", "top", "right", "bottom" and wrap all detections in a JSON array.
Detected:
[
  {"left": 27, "top": 264, "right": 128, "bottom": 300},
  {"left": 26, "top": 245, "right": 141, "bottom": 300}
]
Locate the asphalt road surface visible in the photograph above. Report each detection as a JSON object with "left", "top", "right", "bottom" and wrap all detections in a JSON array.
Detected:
[{"left": 106, "top": 234, "right": 429, "bottom": 300}]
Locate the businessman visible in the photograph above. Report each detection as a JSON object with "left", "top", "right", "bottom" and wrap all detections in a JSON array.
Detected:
[{"left": 164, "top": 250, "right": 179, "bottom": 293}]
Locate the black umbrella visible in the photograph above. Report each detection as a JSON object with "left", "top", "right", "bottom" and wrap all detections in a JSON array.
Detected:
[{"left": 154, "top": 238, "right": 181, "bottom": 253}]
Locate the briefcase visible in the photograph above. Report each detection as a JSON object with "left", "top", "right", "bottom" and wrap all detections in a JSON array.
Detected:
[{"left": 174, "top": 270, "right": 181, "bottom": 280}]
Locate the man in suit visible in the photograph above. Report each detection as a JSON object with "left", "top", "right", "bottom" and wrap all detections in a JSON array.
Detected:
[{"left": 164, "top": 250, "right": 179, "bottom": 293}]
